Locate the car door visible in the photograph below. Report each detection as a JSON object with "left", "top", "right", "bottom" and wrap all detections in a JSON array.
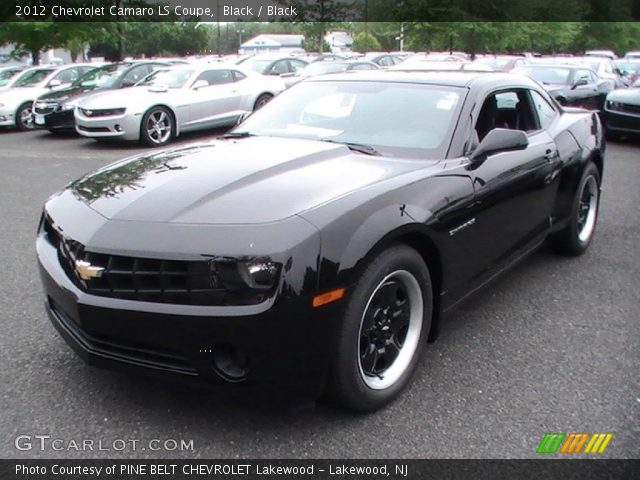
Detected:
[
  {"left": 183, "top": 69, "right": 242, "bottom": 130},
  {"left": 463, "top": 89, "right": 561, "bottom": 288},
  {"left": 568, "top": 68, "right": 600, "bottom": 109}
]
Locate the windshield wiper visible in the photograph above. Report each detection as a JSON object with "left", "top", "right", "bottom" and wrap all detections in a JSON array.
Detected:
[
  {"left": 222, "top": 131, "right": 254, "bottom": 139},
  {"left": 320, "top": 139, "right": 381, "bottom": 156}
]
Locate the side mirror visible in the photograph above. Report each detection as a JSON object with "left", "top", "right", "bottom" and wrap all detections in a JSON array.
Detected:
[
  {"left": 191, "top": 80, "right": 209, "bottom": 90},
  {"left": 571, "top": 78, "right": 588, "bottom": 89},
  {"left": 470, "top": 128, "right": 529, "bottom": 164},
  {"left": 47, "top": 79, "right": 61, "bottom": 89}
]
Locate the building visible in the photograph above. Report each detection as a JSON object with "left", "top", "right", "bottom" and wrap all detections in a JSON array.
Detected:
[
  {"left": 325, "top": 31, "right": 353, "bottom": 53},
  {"left": 239, "top": 34, "right": 304, "bottom": 54}
]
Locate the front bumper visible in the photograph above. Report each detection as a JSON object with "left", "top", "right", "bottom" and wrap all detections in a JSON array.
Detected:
[
  {"left": 75, "top": 109, "right": 141, "bottom": 141},
  {"left": 43, "top": 109, "right": 75, "bottom": 131},
  {"left": 604, "top": 109, "right": 640, "bottom": 134},
  {"left": 36, "top": 199, "right": 338, "bottom": 401}
]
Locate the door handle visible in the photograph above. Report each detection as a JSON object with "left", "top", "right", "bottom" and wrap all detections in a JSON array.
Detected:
[{"left": 544, "top": 149, "right": 559, "bottom": 162}]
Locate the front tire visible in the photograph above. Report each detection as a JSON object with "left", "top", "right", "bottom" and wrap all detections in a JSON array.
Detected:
[
  {"left": 326, "top": 244, "right": 432, "bottom": 412},
  {"left": 140, "top": 106, "right": 174, "bottom": 147},
  {"left": 552, "top": 161, "right": 601, "bottom": 255},
  {"left": 16, "top": 102, "right": 34, "bottom": 131}
]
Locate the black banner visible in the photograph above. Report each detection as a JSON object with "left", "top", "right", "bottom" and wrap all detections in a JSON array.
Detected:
[
  {"left": 2, "top": 0, "right": 640, "bottom": 22},
  {"left": 1, "top": 460, "right": 639, "bottom": 480}
]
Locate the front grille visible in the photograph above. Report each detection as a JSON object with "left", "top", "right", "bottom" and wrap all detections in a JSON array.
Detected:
[
  {"left": 43, "top": 216, "right": 258, "bottom": 306},
  {"left": 49, "top": 300, "right": 197, "bottom": 376},
  {"left": 77, "top": 125, "right": 110, "bottom": 133},
  {"left": 619, "top": 103, "right": 640, "bottom": 115}
]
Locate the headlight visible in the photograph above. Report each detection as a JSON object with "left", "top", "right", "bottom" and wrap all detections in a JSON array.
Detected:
[
  {"left": 61, "top": 101, "right": 78, "bottom": 111},
  {"left": 607, "top": 100, "right": 623, "bottom": 111},
  {"left": 214, "top": 259, "right": 281, "bottom": 292}
]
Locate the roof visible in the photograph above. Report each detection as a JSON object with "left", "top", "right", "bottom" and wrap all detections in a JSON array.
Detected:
[{"left": 306, "top": 70, "right": 536, "bottom": 89}]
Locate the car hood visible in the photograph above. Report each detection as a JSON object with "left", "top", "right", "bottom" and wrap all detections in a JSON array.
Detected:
[
  {"left": 37, "top": 85, "right": 100, "bottom": 103},
  {"left": 78, "top": 86, "right": 170, "bottom": 108},
  {"left": 607, "top": 88, "right": 640, "bottom": 105},
  {"left": 0, "top": 87, "right": 42, "bottom": 104},
  {"left": 69, "top": 136, "right": 430, "bottom": 225}
]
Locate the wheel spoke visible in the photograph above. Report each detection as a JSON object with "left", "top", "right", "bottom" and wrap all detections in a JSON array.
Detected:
[
  {"left": 360, "top": 340, "right": 378, "bottom": 375},
  {"left": 382, "top": 340, "right": 401, "bottom": 366}
]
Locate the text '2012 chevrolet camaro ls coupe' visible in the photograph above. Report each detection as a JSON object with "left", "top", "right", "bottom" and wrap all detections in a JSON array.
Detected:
[{"left": 37, "top": 72, "right": 604, "bottom": 411}]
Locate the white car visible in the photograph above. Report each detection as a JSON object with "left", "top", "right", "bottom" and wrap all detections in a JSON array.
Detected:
[
  {"left": 75, "top": 64, "right": 285, "bottom": 146},
  {"left": 0, "top": 64, "right": 94, "bottom": 130},
  {"left": 0, "top": 66, "right": 27, "bottom": 90}
]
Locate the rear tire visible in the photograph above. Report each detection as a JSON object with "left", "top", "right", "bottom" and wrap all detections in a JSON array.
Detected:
[
  {"left": 140, "top": 106, "right": 174, "bottom": 147},
  {"left": 253, "top": 93, "right": 273, "bottom": 111},
  {"left": 326, "top": 244, "right": 432, "bottom": 412},
  {"left": 551, "top": 162, "right": 601, "bottom": 255},
  {"left": 16, "top": 102, "right": 34, "bottom": 131}
]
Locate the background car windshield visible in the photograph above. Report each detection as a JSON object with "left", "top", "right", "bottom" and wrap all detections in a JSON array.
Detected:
[
  {"left": 300, "top": 63, "right": 349, "bottom": 76},
  {"left": 12, "top": 69, "right": 54, "bottom": 87},
  {"left": 519, "top": 67, "right": 571, "bottom": 85},
  {"left": 237, "top": 81, "right": 464, "bottom": 158},
  {"left": 75, "top": 65, "right": 127, "bottom": 88},
  {"left": 0, "top": 69, "right": 19, "bottom": 86},
  {"left": 137, "top": 69, "right": 193, "bottom": 88},
  {"left": 244, "top": 60, "right": 272, "bottom": 74}
]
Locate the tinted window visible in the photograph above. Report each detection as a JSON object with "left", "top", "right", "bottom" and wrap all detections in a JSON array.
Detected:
[
  {"left": 232, "top": 70, "right": 247, "bottom": 81},
  {"left": 194, "top": 69, "right": 234, "bottom": 85},
  {"left": 270, "top": 61, "right": 290, "bottom": 75},
  {"left": 53, "top": 67, "right": 82, "bottom": 85},
  {"left": 530, "top": 90, "right": 557, "bottom": 130},
  {"left": 290, "top": 59, "right": 307, "bottom": 73},
  {"left": 350, "top": 63, "right": 377, "bottom": 70},
  {"left": 13, "top": 69, "right": 55, "bottom": 87},
  {"left": 122, "top": 65, "right": 151, "bottom": 86}
]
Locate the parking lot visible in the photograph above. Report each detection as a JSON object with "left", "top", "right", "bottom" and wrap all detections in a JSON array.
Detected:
[{"left": 0, "top": 128, "right": 638, "bottom": 459}]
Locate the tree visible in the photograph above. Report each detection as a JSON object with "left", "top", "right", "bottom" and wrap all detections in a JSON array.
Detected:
[{"left": 352, "top": 32, "right": 381, "bottom": 52}]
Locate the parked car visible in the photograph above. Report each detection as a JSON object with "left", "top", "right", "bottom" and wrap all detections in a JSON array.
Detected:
[
  {"left": 364, "top": 53, "right": 404, "bottom": 68},
  {"left": 585, "top": 50, "right": 617, "bottom": 60},
  {"left": 33, "top": 61, "right": 170, "bottom": 133},
  {"left": 390, "top": 61, "right": 493, "bottom": 72},
  {"left": 283, "top": 60, "right": 380, "bottom": 88},
  {"left": 236, "top": 55, "right": 308, "bottom": 76},
  {"left": 624, "top": 51, "right": 640, "bottom": 61},
  {"left": 75, "top": 64, "right": 285, "bottom": 146},
  {"left": 613, "top": 60, "right": 640, "bottom": 86},
  {"left": 472, "top": 55, "right": 528, "bottom": 72},
  {"left": 604, "top": 87, "right": 640, "bottom": 138},
  {"left": 0, "top": 63, "right": 94, "bottom": 130},
  {"left": 38, "top": 71, "right": 604, "bottom": 411},
  {"left": 564, "top": 56, "right": 626, "bottom": 88},
  {"left": 513, "top": 64, "right": 612, "bottom": 110},
  {"left": 0, "top": 65, "right": 26, "bottom": 89}
]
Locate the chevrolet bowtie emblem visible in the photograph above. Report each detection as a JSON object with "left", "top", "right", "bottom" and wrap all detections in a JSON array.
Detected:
[{"left": 74, "top": 260, "right": 105, "bottom": 280}]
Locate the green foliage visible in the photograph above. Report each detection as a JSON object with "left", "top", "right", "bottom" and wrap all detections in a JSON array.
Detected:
[{"left": 352, "top": 32, "right": 382, "bottom": 53}]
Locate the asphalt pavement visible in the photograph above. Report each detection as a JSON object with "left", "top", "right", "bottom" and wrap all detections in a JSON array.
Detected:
[{"left": 0, "top": 129, "right": 638, "bottom": 459}]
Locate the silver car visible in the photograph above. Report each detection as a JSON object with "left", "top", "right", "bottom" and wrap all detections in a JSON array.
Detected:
[
  {"left": 75, "top": 64, "right": 285, "bottom": 146},
  {"left": 0, "top": 64, "right": 94, "bottom": 130}
]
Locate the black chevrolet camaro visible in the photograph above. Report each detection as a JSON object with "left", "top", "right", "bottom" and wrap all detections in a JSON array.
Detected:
[{"left": 37, "top": 72, "right": 605, "bottom": 411}]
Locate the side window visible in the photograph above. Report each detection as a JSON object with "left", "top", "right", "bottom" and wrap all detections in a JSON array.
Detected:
[
  {"left": 529, "top": 90, "right": 557, "bottom": 130},
  {"left": 574, "top": 69, "right": 591, "bottom": 85},
  {"left": 232, "top": 70, "right": 247, "bottom": 82},
  {"left": 475, "top": 90, "right": 537, "bottom": 141},
  {"left": 270, "top": 60, "right": 290, "bottom": 75},
  {"left": 351, "top": 63, "right": 376, "bottom": 70},
  {"left": 289, "top": 59, "right": 307, "bottom": 73},
  {"left": 53, "top": 67, "right": 80, "bottom": 85},
  {"left": 193, "top": 69, "right": 234, "bottom": 86},
  {"left": 122, "top": 65, "right": 149, "bottom": 86},
  {"left": 588, "top": 71, "right": 599, "bottom": 83}
]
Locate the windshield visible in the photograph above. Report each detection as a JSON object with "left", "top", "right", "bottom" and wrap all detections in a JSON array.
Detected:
[
  {"left": 74, "top": 64, "right": 127, "bottom": 88},
  {"left": 518, "top": 67, "right": 571, "bottom": 85},
  {"left": 234, "top": 80, "right": 464, "bottom": 158},
  {"left": 244, "top": 60, "right": 272, "bottom": 74},
  {"left": 0, "top": 69, "right": 21, "bottom": 87},
  {"left": 12, "top": 68, "right": 55, "bottom": 87},
  {"left": 299, "top": 63, "right": 349, "bottom": 76},
  {"left": 136, "top": 68, "right": 193, "bottom": 88}
]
